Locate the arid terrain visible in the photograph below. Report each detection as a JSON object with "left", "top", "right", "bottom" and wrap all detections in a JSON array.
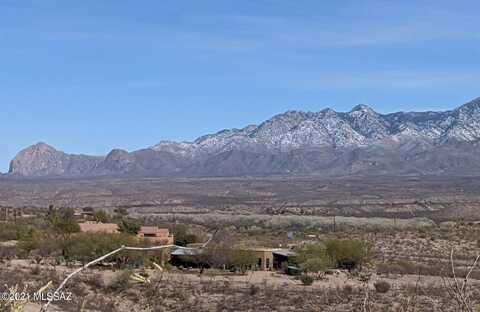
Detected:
[
  {"left": 1, "top": 175, "right": 480, "bottom": 311},
  {"left": 2, "top": 175, "right": 480, "bottom": 221},
  {"left": 1, "top": 224, "right": 479, "bottom": 311}
]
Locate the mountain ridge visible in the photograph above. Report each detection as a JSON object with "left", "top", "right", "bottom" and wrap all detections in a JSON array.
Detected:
[{"left": 8, "top": 97, "right": 480, "bottom": 178}]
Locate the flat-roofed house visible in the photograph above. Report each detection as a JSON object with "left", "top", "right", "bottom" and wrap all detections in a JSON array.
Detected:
[
  {"left": 137, "top": 226, "right": 174, "bottom": 245},
  {"left": 79, "top": 222, "right": 119, "bottom": 234},
  {"left": 248, "top": 248, "right": 276, "bottom": 271},
  {"left": 244, "top": 248, "right": 297, "bottom": 271}
]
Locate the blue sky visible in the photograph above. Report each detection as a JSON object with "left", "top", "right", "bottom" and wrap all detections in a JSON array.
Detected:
[{"left": 1, "top": 0, "right": 480, "bottom": 171}]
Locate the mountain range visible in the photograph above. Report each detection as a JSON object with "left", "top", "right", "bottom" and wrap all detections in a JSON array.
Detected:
[{"left": 6, "top": 97, "right": 480, "bottom": 178}]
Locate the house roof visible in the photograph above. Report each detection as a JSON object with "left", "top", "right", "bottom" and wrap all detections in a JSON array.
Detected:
[
  {"left": 171, "top": 248, "right": 203, "bottom": 256},
  {"left": 138, "top": 226, "right": 170, "bottom": 235},
  {"left": 79, "top": 222, "right": 119, "bottom": 233},
  {"left": 272, "top": 249, "right": 297, "bottom": 257}
]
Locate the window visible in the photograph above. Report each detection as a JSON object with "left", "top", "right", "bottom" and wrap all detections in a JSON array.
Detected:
[{"left": 258, "top": 258, "right": 262, "bottom": 267}]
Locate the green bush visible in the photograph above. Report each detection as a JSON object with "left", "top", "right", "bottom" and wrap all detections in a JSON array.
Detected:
[
  {"left": 17, "top": 228, "right": 42, "bottom": 256},
  {"left": 46, "top": 206, "right": 80, "bottom": 236},
  {"left": 108, "top": 270, "right": 132, "bottom": 292},
  {"left": 173, "top": 224, "right": 198, "bottom": 247},
  {"left": 93, "top": 210, "right": 110, "bottom": 223},
  {"left": 0, "top": 246, "right": 17, "bottom": 262},
  {"left": 18, "top": 229, "right": 154, "bottom": 267},
  {"left": 374, "top": 280, "right": 391, "bottom": 293},
  {"left": 294, "top": 243, "right": 332, "bottom": 273},
  {"left": 300, "top": 257, "right": 331, "bottom": 273},
  {"left": 325, "top": 239, "right": 369, "bottom": 270},
  {"left": 228, "top": 249, "right": 257, "bottom": 273},
  {"left": 0, "top": 223, "right": 26, "bottom": 241},
  {"left": 66, "top": 233, "right": 146, "bottom": 266},
  {"left": 118, "top": 219, "right": 141, "bottom": 235},
  {"left": 299, "top": 274, "right": 314, "bottom": 286}
]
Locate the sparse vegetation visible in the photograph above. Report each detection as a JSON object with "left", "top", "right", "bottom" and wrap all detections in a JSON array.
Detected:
[
  {"left": 325, "top": 239, "right": 369, "bottom": 270},
  {"left": 118, "top": 218, "right": 141, "bottom": 235},
  {"left": 1, "top": 178, "right": 480, "bottom": 311},
  {"left": 173, "top": 224, "right": 198, "bottom": 246},
  {"left": 93, "top": 209, "right": 110, "bottom": 223},
  {"left": 299, "top": 274, "right": 314, "bottom": 286},
  {"left": 374, "top": 280, "right": 390, "bottom": 293},
  {"left": 108, "top": 270, "right": 132, "bottom": 292}
]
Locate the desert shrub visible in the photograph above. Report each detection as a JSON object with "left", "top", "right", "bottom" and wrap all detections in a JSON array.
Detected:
[
  {"left": 18, "top": 229, "right": 149, "bottom": 267},
  {"left": 374, "top": 280, "right": 391, "bottom": 293},
  {"left": 248, "top": 284, "right": 260, "bottom": 296},
  {"left": 30, "top": 265, "right": 41, "bottom": 275},
  {"left": 66, "top": 233, "right": 145, "bottom": 266},
  {"left": 229, "top": 249, "right": 257, "bottom": 273},
  {"left": 0, "top": 222, "right": 29, "bottom": 241},
  {"left": 108, "top": 270, "right": 132, "bottom": 292},
  {"left": 173, "top": 224, "right": 198, "bottom": 246},
  {"left": 118, "top": 218, "right": 141, "bottom": 235},
  {"left": 342, "top": 284, "right": 354, "bottom": 294},
  {"left": 299, "top": 274, "right": 314, "bottom": 286},
  {"left": 46, "top": 205, "right": 80, "bottom": 236},
  {"left": 300, "top": 257, "right": 331, "bottom": 273},
  {"left": 295, "top": 243, "right": 332, "bottom": 273},
  {"left": 325, "top": 239, "right": 369, "bottom": 270},
  {"left": 17, "top": 228, "right": 42, "bottom": 257},
  {"left": 0, "top": 246, "right": 17, "bottom": 262},
  {"left": 93, "top": 210, "right": 110, "bottom": 223}
]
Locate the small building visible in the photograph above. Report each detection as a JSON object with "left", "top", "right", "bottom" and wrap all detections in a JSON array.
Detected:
[
  {"left": 79, "top": 222, "right": 119, "bottom": 234},
  {"left": 248, "top": 248, "right": 275, "bottom": 271},
  {"left": 248, "top": 248, "right": 297, "bottom": 271},
  {"left": 137, "top": 226, "right": 174, "bottom": 245}
]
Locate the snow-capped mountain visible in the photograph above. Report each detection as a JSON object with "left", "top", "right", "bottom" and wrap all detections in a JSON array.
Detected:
[
  {"left": 151, "top": 97, "right": 480, "bottom": 153},
  {"left": 8, "top": 97, "right": 480, "bottom": 178}
]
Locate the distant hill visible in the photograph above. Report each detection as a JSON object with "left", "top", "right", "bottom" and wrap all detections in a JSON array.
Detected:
[{"left": 8, "top": 97, "right": 480, "bottom": 178}]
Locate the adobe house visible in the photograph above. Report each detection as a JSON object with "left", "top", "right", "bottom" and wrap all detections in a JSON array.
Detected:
[
  {"left": 79, "top": 222, "right": 119, "bottom": 234},
  {"left": 169, "top": 246, "right": 296, "bottom": 271},
  {"left": 248, "top": 248, "right": 275, "bottom": 271},
  {"left": 248, "top": 248, "right": 297, "bottom": 271},
  {"left": 137, "top": 226, "right": 174, "bottom": 245}
]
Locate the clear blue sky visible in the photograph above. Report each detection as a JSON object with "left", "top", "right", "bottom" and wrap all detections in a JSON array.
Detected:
[{"left": 1, "top": 0, "right": 479, "bottom": 172}]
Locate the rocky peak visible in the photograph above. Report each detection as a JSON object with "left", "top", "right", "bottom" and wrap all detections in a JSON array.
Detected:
[
  {"left": 350, "top": 104, "right": 376, "bottom": 114},
  {"left": 9, "top": 142, "right": 66, "bottom": 176},
  {"left": 346, "top": 105, "right": 389, "bottom": 139},
  {"left": 94, "top": 149, "right": 135, "bottom": 174},
  {"left": 318, "top": 108, "right": 337, "bottom": 117},
  {"left": 27, "top": 142, "right": 58, "bottom": 153},
  {"left": 105, "top": 149, "right": 130, "bottom": 160},
  {"left": 455, "top": 97, "right": 480, "bottom": 117}
]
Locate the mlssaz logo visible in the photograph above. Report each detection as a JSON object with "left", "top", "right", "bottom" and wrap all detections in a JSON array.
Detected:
[{"left": 34, "top": 292, "right": 72, "bottom": 302}]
